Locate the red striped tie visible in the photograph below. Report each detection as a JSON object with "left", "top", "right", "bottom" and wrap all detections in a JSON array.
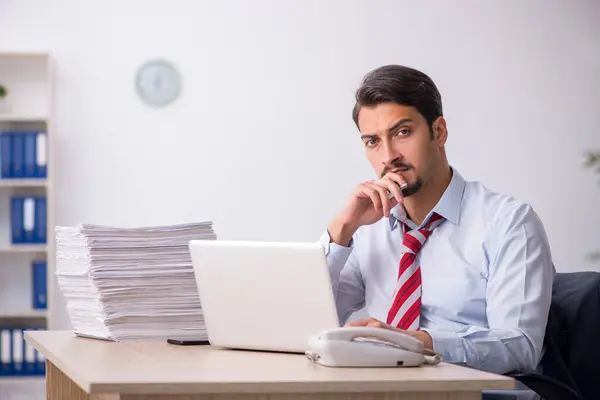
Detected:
[{"left": 386, "top": 212, "right": 445, "bottom": 330}]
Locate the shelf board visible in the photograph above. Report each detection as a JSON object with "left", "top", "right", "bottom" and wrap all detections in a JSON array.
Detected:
[
  {"left": 0, "top": 52, "right": 49, "bottom": 59},
  {"left": 0, "top": 179, "right": 47, "bottom": 187},
  {"left": 0, "top": 245, "right": 47, "bottom": 253},
  {"left": 0, "top": 310, "right": 47, "bottom": 319},
  {"left": 0, "top": 115, "right": 48, "bottom": 122},
  {"left": 0, "top": 376, "right": 45, "bottom": 384}
]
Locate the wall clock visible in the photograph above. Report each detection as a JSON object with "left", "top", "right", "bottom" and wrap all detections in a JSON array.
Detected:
[{"left": 135, "top": 59, "right": 182, "bottom": 107}]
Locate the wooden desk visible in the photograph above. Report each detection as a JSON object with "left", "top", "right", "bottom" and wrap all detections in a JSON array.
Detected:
[{"left": 25, "top": 330, "right": 513, "bottom": 400}]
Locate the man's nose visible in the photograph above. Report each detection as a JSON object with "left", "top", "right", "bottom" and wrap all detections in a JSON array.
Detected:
[{"left": 382, "top": 142, "right": 401, "bottom": 166}]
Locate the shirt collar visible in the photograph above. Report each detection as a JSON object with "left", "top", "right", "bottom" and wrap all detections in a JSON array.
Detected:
[{"left": 389, "top": 167, "right": 466, "bottom": 231}]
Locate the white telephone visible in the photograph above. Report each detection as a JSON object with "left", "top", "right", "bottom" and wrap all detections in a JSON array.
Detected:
[{"left": 305, "top": 326, "right": 441, "bottom": 367}]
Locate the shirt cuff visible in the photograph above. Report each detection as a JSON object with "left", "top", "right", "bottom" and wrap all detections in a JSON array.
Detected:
[
  {"left": 318, "top": 229, "right": 355, "bottom": 275},
  {"left": 420, "top": 328, "right": 467, "bottom": 364},
  {"left": 319, "top": 229, "right": 354, "bottom": 253}
]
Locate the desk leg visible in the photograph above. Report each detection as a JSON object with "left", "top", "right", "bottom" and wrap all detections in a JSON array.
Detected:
[{"left": 46, "top": 360, "right": 118, "bottom": 400}]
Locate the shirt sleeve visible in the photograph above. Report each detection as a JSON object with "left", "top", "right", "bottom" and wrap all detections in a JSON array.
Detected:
[
  {"left": 318, "top": 229, "right": 365, "bottom": 324},
  {"left": 421, "top": 204, "right": 555, "bottom": 375}
]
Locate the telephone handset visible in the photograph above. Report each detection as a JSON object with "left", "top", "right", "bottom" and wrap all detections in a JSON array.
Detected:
[{"left": 306, "top": 326, "right": 441, "bottom": 368}]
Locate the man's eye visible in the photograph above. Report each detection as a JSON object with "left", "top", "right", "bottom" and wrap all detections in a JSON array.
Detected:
[
  {"left": 396, "top": 128, "right": 411, "bottom": 136},
  {"left": 365, "top": 139, "right": 378, "bottom": 147}
]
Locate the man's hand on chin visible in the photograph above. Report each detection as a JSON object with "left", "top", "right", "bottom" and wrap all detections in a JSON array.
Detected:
[{"left": 346, "top": 317, "right": 433, "bottom": 350}]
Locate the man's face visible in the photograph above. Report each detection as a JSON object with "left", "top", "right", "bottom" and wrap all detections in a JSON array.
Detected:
[{"left": 357, "top": 102, "right": 443, "bottom": 196}]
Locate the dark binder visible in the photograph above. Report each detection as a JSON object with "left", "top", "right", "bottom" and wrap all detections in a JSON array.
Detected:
[
  {"left": 0, "top": 132, "right": 12, "bottom": 178},
  {"left": 24, "top": 131, "right": 37, "bottom": 178},
  {"left": 32, "top": 260, "right": 47, "bottom": 309},
  {"left": 35, "top": 196, "right": 47, "bottom": 243},
  {"left": 12, "top": 133, "right": 24, "bottom": 178},
  {"left": 10, "top": 196, "right": 24, "bottom": 244}
]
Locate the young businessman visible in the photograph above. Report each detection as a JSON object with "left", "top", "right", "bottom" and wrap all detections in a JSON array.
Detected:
[{"left": 319, "top": 65, "right": 555, "bottom": 380}]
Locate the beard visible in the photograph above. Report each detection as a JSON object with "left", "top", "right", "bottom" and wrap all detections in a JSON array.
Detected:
[
  {"left": 380, "top": 161, "right": 424, "bottom": 197},
  {"left": 399, "top": 180, "right": 423, "bottom": 197}
]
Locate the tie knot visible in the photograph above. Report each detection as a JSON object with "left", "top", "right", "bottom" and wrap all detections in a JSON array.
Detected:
[
  {"left": 401, "top": 212, "right": 445, "bottom": 255},
  {"left": 424, "top": 212, "right": 445, "bottom": 231}
]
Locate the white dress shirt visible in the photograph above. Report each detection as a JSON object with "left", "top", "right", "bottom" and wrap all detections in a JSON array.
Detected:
[{"left": 319, "top": 167, "right": 555, "bottom": 375}]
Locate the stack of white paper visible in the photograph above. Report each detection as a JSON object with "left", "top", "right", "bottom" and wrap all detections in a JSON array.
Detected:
[{"left": 55, "top": 222, "right": 216, "bottom": 342}]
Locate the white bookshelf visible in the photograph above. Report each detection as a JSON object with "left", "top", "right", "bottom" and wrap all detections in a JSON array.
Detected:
[{"left": 0, "top": 52, "right": 54, "bottom": 394}]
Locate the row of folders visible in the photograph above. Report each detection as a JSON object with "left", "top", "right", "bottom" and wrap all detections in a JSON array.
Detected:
[
  {"left": 11, "top": 196, "right": 47, "bottom": 244},
  {"left": 0, "top": 328, "right": 46, "bottom": 376},
  {"left": 0, "top": 130, "right": 48, "bottom": 179}
]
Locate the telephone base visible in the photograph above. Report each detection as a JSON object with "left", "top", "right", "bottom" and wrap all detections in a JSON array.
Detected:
[{"left": 305, "top": 350, "right": 423, "bottom": 368}]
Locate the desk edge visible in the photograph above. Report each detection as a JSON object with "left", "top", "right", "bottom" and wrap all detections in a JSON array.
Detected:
[
  {"left": 24, "top": 331, "right": 515, "bottom": 395},
  {"left": 24, "top": 331, "right": 93, "bottom": 394},
  {"left": 89, "top": 375, "right": 515, "bottom": 395}
]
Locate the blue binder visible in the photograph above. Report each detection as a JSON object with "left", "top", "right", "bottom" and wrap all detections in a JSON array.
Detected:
[
  {"left": 35, "top": 327, "right": 45, "bottom": 375},
  {"left": 0, "top": 132, "right": 12, "bottom": 178},
  {"left": 24, "top": 131, "right": 37, "bottom": 178},
  {"left": 0, "top": 328, "right": 13, "bottom": 376},
  {"left": 36, "top": 131, "right": 47, "bottom": 178},
  {"left": 11, "top": 195, "right": 47, "bottom": 244},
  {"left": 35, "top": 196, "right": 47, "bottom": 243},
  {"left": 10, "top": 196, "right": 24, "bottom": 244},
  {"left": 12, "top": 133, "right": 24, "bottom": 178},
  {"left": 22, "top": 196, "right": 36, "bottom": 243},
  {"left": 23, "top": 329, "right": 37, "bottom": 375},
  {"left": 11, "top": 329, "right": 24, "bottom": 375},
  {"left": 32, "top": 260, "right": 47, "bottom": 310}
]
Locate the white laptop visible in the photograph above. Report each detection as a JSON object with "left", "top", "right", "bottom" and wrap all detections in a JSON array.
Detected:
[{"left": 188, "top": 240, "right": 341, "bottom": 353}]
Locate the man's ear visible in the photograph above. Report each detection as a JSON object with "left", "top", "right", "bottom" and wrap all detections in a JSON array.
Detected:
[{"left": 432, "top": 117, "right": 447, "bottom": 146}]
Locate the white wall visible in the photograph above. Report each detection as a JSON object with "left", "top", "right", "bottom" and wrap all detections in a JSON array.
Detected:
[{"left": 1, "top": 0, "right": 599, "bottom": 331}]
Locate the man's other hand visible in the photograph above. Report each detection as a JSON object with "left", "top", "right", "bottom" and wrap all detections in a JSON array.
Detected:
[{"left": 346, "top": 317, "right": 433, "bottom": 350}]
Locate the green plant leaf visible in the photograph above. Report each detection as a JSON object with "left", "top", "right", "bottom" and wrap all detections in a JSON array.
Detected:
[
  {"left": 584, "top": 151, "right": 600, "bottom": 166},
  {"left": 584, "top": 151, "right": 600, "bottom": 182}
]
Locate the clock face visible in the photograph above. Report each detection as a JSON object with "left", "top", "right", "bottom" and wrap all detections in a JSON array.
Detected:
[{"left": 135, "top": 59, "right": 181, "bottom": 107}]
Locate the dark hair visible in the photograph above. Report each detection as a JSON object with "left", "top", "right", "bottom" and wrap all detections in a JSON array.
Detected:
[{"left": 352, "top": 65, "right": 443, "bottom": 131}]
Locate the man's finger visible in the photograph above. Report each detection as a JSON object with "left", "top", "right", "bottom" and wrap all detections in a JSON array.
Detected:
[
  {"left": 384, "top": 172, "right": 408, "bottom": 196},
  {"left": 374, "top": 179, "right": 403, "bottom": 205},
  {"left": 346, "top": 318, "right": 389, "bottom": 329},
  {"left": 368, "top": 320, "right": 385, "bottom": 328},
  {"left": 365, "top": 182, "right": 392, "bottom": 217},
  {"left": 346, "top": 318, "right": 369, "bottom": 326},
  {"left": 358, "top": 184, "right": 382, "bottom": 213}
]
